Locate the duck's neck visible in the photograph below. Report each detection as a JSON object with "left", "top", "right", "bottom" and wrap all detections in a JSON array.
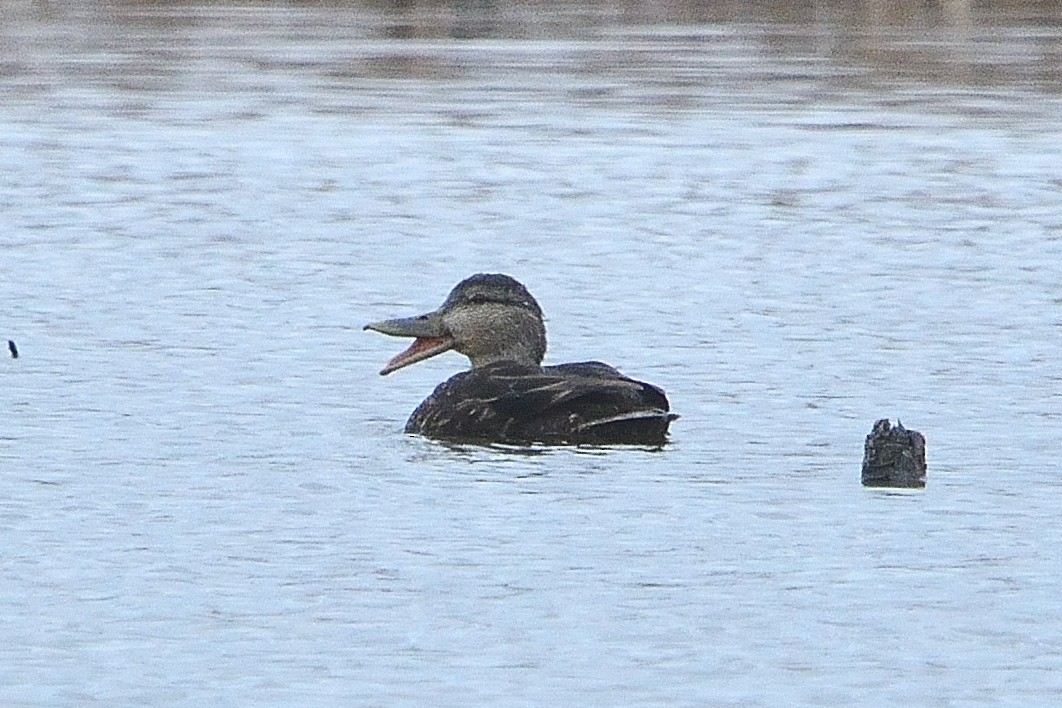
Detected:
[
  {"left": 468, "top": 347, "right": 543, "bottom": 370},
  {"left": 465, "top": 309, "right": 547, "bottom": 370}
]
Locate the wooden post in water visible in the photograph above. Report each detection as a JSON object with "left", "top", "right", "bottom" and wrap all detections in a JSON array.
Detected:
[{"left": 861, "top": 419, "right": 926, "bottom": 488}]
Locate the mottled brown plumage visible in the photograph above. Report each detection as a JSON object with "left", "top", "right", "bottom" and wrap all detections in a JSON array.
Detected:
[{"left": 365, "top": 274, "right": 676, "bottom": 445}]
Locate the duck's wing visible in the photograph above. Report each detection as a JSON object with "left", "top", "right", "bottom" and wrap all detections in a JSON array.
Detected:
[
  {"left": 406, "top": 361, "right": 675, "bottom": 445},
  {"left": 541, "top": 361, "right": 671, "bottom": 410},
  {"left": 536, "top": 362, "right": 676, "bottom": 444}
]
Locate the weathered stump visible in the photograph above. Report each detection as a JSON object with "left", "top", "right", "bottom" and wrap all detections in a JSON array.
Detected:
[{"left": 861, "top": 419, "right": 926, "bottom": 488}]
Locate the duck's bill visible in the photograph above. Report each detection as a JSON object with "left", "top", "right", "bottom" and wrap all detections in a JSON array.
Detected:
[
  {"left": 364, "top": 313, "right": 455, "bottom": 375},
  {"left": 377, "top": 335, "right": 454, "bottom": 375}
]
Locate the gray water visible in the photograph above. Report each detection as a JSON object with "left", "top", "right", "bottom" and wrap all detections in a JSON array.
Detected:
[{"left": 3, "top": 1, "right": 1062, "bottom": 705}]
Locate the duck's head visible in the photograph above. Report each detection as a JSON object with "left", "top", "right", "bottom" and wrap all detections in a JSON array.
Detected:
[{"left": 365, "top": 273, "right": 547, "bottom": 375}]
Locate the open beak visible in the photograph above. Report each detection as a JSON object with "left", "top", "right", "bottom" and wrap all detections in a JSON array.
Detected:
[{"left": 364, "top": 311, "right": 455, "bottom": 376}]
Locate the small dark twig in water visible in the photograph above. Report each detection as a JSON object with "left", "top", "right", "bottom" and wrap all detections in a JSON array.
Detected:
[{"left": 8, "top": 340, "right": 18, "bottom": 359}]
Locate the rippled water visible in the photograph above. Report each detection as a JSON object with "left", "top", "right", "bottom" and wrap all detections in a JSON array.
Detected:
[{"left": 3, "top": 1, "right": 1062, "bottom": 704}]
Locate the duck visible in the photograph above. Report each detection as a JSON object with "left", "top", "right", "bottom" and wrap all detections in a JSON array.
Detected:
[{"left": 365, "top": 273, "right": 677, "bottom": 445}]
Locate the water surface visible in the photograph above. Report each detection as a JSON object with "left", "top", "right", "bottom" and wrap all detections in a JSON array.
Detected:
[{"left": 2, "top": 1, "right": 1062, "bottom": 705}]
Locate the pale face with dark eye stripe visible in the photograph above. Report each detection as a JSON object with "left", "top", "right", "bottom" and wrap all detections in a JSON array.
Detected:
[
  {"left": 442, "top": 299, "right": 546, "bottom": 369},
  {"left": 365, "top": 273, "right": 548, "bottom": 374},
  {"left": 437, "top": 274, "right": 547, "bottom": 369}
]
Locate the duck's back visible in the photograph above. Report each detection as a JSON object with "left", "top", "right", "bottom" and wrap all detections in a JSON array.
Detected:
[{"left": 405, "top": 361, "right": 676, "bottom": 445}]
